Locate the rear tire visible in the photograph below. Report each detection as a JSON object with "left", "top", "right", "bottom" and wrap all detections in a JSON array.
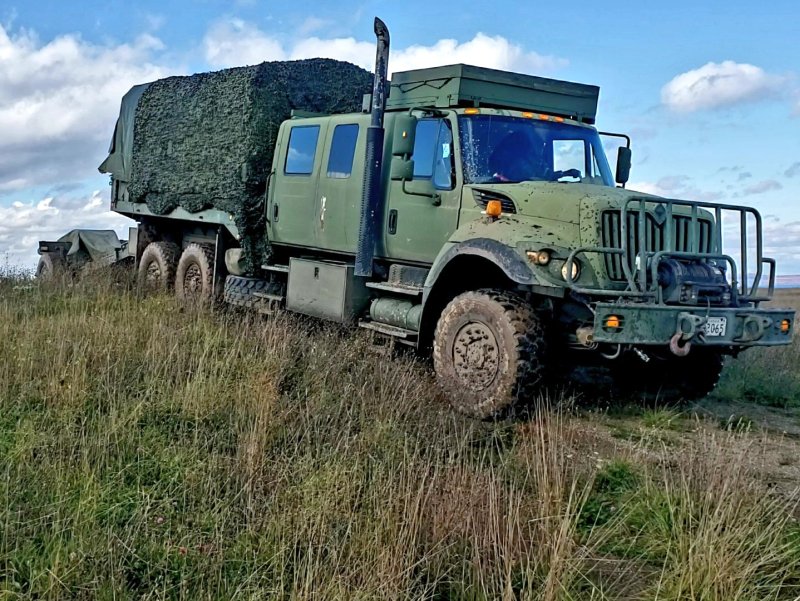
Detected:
[
  {"left": 137, "top": 241, "right": 180, "bottom": 293},
  {"left": 175, "top": 243, "right": 217, "bottom": 304},
  {"left": 36, "top": 253, "right": 66, "bottom": 282},
  {"left": 432, "top": 289, "right": 546, "bottom": 419}
]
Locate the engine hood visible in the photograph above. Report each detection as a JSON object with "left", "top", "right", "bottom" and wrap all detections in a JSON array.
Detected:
[{"left": 466, "top": 182, "right": 660, "bottom": 225}]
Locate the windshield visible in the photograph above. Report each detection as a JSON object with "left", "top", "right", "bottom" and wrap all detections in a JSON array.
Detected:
[{"left": 457, "top": 115, "right": 614, "bottom": 186}]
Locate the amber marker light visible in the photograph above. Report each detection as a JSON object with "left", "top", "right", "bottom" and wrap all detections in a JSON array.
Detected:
[
  {"left": 464, "top": 107, "right": 480, "bottom": 115},
  {"left": 522, "top": 112, "right": 534, "bottom": 118},
  {"left": 485, "top": 200, "right": 502, "bottom": 218},
  {"left": 604, "top": 315, "right": 621, "bottom": 329},
  {"left": 526, "top": 250, "right": 551, "bottom": 265},
  {"left": 781, "top": 319, "right": 791, "bottom": 333}
]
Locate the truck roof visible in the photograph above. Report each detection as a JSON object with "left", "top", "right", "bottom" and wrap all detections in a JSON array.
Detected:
[{"left": 386, "top": 64, "right": 599, "bottom": 124}]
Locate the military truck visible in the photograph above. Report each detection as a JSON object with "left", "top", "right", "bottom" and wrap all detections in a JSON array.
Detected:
[{"left": 39, "top": 18, "right": 795, "bottom": 417}]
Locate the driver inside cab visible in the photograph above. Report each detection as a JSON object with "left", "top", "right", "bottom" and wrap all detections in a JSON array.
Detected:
[{"left": 488, "top": 131, "right": 580, "bottom": 183}]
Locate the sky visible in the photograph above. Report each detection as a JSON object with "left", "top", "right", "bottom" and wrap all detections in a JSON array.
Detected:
[{"left": 1, "top": 0, "right": 798, "bottom": 273}]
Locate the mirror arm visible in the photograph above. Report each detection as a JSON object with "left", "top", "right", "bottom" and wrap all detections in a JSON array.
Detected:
[
  {"left": 598, "top": 131, "right": 631, "bottom": 148},
  {"left": 402, "top": 178, "right": 441, "bottom": 206}
]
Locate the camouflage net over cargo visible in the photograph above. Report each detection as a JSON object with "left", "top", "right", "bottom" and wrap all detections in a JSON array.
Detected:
[{"left": 128, "top": 59, "right": 373, "bottom": 273}]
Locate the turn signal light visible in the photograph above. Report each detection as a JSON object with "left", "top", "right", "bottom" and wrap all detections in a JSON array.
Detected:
[
  {"left": 485, "top": 200, "right": 502, "bottom": 218},
  {"left": 464, "top": 107, "right": 480, "bottom": 115},
  {"left": 604, "top": 315, "right": 621, "bottom": 329},
  {"left": 526, "top": 250, "right": 552, "bottom": 265},
  {"left": 780, "top": 319, "right": 791, "bottom": 333}
]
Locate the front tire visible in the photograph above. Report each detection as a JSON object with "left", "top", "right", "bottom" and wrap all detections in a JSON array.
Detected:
[
  {"left": 432, "top": 289, "right": 546, "bottom": 419},
  {"left": 612, "top": 348, "right": 725, "bottom": 403}
]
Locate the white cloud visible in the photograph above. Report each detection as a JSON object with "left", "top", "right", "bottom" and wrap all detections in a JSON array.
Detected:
[
  {"left": 203, "top": 19, "right": 286, "bottom": 66},
  {"left": 661, "top": 61, "right": 782, "bottom": 112},
  {"left": 628, "top": 175, "right": 724, "bottom": 202},
  {"left": 298, "top": 17, "right": 328, "bottom": 37},
  {"left": 742, "top": 179, "right": 782, "bottom": 195},
  {"left": 0, "top": 190, "right": 132, "bottom": 269},
  {"left": 203, "top": 19, "right": 567, "bottom": 76},
  {"left": 785, "top": 162, "right": 800, "bottom": 178},
  {"left": 0, "top": 24, "right": 178, "bottom": 193}
]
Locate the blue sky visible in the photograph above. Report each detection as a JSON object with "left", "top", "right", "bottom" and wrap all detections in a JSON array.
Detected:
[{"left": 1, "top": 0, "right": 798, "bottom": 272}]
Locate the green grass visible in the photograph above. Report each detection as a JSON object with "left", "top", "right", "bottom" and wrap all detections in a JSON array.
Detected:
[{"left": 1, "top": 272, "right": 799, "bottom": 599}]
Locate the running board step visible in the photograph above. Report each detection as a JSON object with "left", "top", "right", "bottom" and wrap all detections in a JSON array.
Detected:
[
  {"left": 358, "top": 320, "right": 418, "bottom": 340},
  {"left": 365, "top": 281, "right": 422, "bottom": 297},
  {"left": 252, "top": 291, "right": 285, "bottom": 303},
  {"left": 261, "top": 264, "right": 289, "bottom": 274}
]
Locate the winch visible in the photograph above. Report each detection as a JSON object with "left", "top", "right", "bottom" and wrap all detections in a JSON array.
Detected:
[{"left": 657, "top": 259, "right": 731, "bottom": 305}]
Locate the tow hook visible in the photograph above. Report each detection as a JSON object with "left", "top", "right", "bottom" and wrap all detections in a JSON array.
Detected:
[
  {"left": 669, "top": 333, "right": 692, "bottom": 357},
  {"left": 670, "top": 312, "right": 707, "bottom": 356}
]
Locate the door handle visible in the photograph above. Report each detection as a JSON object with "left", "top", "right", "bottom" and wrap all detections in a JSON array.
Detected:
[
  {"left": 273, "top": 203, "right": 279, "bottom": 222},
  {"left": 388, "top": 209, "right": 398, "bottom": 235}
]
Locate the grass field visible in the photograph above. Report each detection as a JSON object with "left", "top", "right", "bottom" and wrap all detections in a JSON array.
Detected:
[{"left": 1, "top": 271, "right": 799, "bottom": 600}]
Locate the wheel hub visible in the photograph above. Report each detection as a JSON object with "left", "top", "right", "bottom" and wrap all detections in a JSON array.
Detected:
[
  {"left": 145, "top": 261, "right": 161, "bottom": 285},
  {"left": 452, "top": 322, "right": 499, "bottom": 391},
  {"left": 184, "top": 263, "right": 203, "bottom": 297}
]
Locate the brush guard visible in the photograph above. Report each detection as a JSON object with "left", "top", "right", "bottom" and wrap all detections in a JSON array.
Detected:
[{"left": 565, "top": 196, "right": 777, "bottom": 306}]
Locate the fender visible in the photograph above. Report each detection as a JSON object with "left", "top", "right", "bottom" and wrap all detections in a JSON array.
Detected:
[
  {"left": 424, "top": 238, "right": 537, "bottom": 291},
  {"left": 416, "top": 238, "right": 564, "bottom": 348}
]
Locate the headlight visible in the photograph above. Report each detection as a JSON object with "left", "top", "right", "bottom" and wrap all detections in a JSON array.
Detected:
[{"left": 561, "top": 259, "right": 580, "bottom": 281}]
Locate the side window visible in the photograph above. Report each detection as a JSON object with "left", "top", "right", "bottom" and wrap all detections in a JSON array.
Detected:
[
  {"left": 412, "top": 119, "right": 454, "bottom": 189},
  {"left": 285, "top": 125, "right": 320, "bottom": 175},
  {"left": 326, "top": 124, "right": 359, "bottom": 178},
  {"left": 552, "top": 139, "right": 586, "bottom": 181}
]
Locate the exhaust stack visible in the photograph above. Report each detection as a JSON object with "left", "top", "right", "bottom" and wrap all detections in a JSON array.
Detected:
[{"left": 355, "top": 17, "right": 390, "bottom": 277}]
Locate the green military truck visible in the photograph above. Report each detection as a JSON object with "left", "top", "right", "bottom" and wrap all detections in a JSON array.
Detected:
[{"left": 40, "top": 18, "right": 795, "bottom": 417}]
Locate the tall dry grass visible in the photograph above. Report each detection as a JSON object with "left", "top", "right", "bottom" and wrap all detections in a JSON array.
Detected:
[{"left": 0, "top": 271, "right": 798, "bottom": 599}]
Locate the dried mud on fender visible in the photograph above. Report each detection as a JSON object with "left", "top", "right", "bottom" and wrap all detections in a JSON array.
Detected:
[{"left": 127, "top": 59, "right": 372, "bottom": 272}]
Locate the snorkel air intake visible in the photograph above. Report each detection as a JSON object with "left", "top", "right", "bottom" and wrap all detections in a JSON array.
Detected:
[{"left": 355, "top": 17, "right": 390, "bottom": 277}]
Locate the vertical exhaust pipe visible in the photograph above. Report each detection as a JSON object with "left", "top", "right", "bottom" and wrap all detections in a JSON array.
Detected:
[{"left": 355, "top": 17, "right": 390, "bottom": 277}]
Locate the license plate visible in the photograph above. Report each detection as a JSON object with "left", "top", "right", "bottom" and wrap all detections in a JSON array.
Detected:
[{"left": 704, "top": 317, "right": 727, "bottom": 337}]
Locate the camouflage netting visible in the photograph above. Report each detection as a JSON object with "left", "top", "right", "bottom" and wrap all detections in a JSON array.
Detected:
[{"left": 126, "top": 59, "right": 373, "bottom": 273}]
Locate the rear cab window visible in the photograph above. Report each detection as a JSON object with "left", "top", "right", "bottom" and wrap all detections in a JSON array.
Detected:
[
  {"left": 327, "top": 124, "right": 359, "bottom": 178},
  {"left": 285, "top": 125, "right": 321, "bottom": 175}
]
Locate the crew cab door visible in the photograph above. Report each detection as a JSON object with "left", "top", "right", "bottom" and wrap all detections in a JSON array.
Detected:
[
  {"left": 313, "top": 118, "right": 367, "bottom": 253},
  {"left": 268, "top": 119, "right": 328, "bottom": 248},
  {"left": 383, "top": 116, "right": 461, "bottom": 264}
]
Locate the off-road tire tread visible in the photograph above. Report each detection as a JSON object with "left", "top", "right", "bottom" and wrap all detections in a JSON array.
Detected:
[
  {"left": 36, "top": 253, "right": 67, "bottom": 281},
  {"left": 175, "top": 243, "right": 216, "bottom": 303},
  {"left": 615, "top": 349, "right": 725, "bottom": 404},
  {"left": 137, "top": 241, "right": 180, "bottom": 292},
  {"left": 224, "top": 275, "right": 282, "bottom": 312},
  {"left": 433, "top": 288, "right": 546, "bottom": 419}
]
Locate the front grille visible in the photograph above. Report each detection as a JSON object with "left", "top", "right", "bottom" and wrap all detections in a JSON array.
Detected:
[
  {"left": 472, "top": 189, "right": 517, "bottom": 213},
  {"left": 601, "top": 211, "right": 714, "bottom": 281}
]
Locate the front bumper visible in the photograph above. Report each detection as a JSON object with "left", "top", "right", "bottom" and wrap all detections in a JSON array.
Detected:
[{"left": 592, "top": 302, "right": 795, "bottom": 347}]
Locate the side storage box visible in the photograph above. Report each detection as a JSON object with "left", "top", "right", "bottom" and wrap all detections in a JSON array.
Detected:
[{"left": 286, "top": 258, "right": 370, "bottom": 323}]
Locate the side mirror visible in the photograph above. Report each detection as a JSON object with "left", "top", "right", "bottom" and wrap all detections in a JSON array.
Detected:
[
  {"left": 390, "top": 156, "right": 414, "bottom": 181},
  {"left": 615, "top": 147, "right": 632, "bottom": 186},
  {"left": 392, "top": 114, "right": 418, "bottom": 157}
]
